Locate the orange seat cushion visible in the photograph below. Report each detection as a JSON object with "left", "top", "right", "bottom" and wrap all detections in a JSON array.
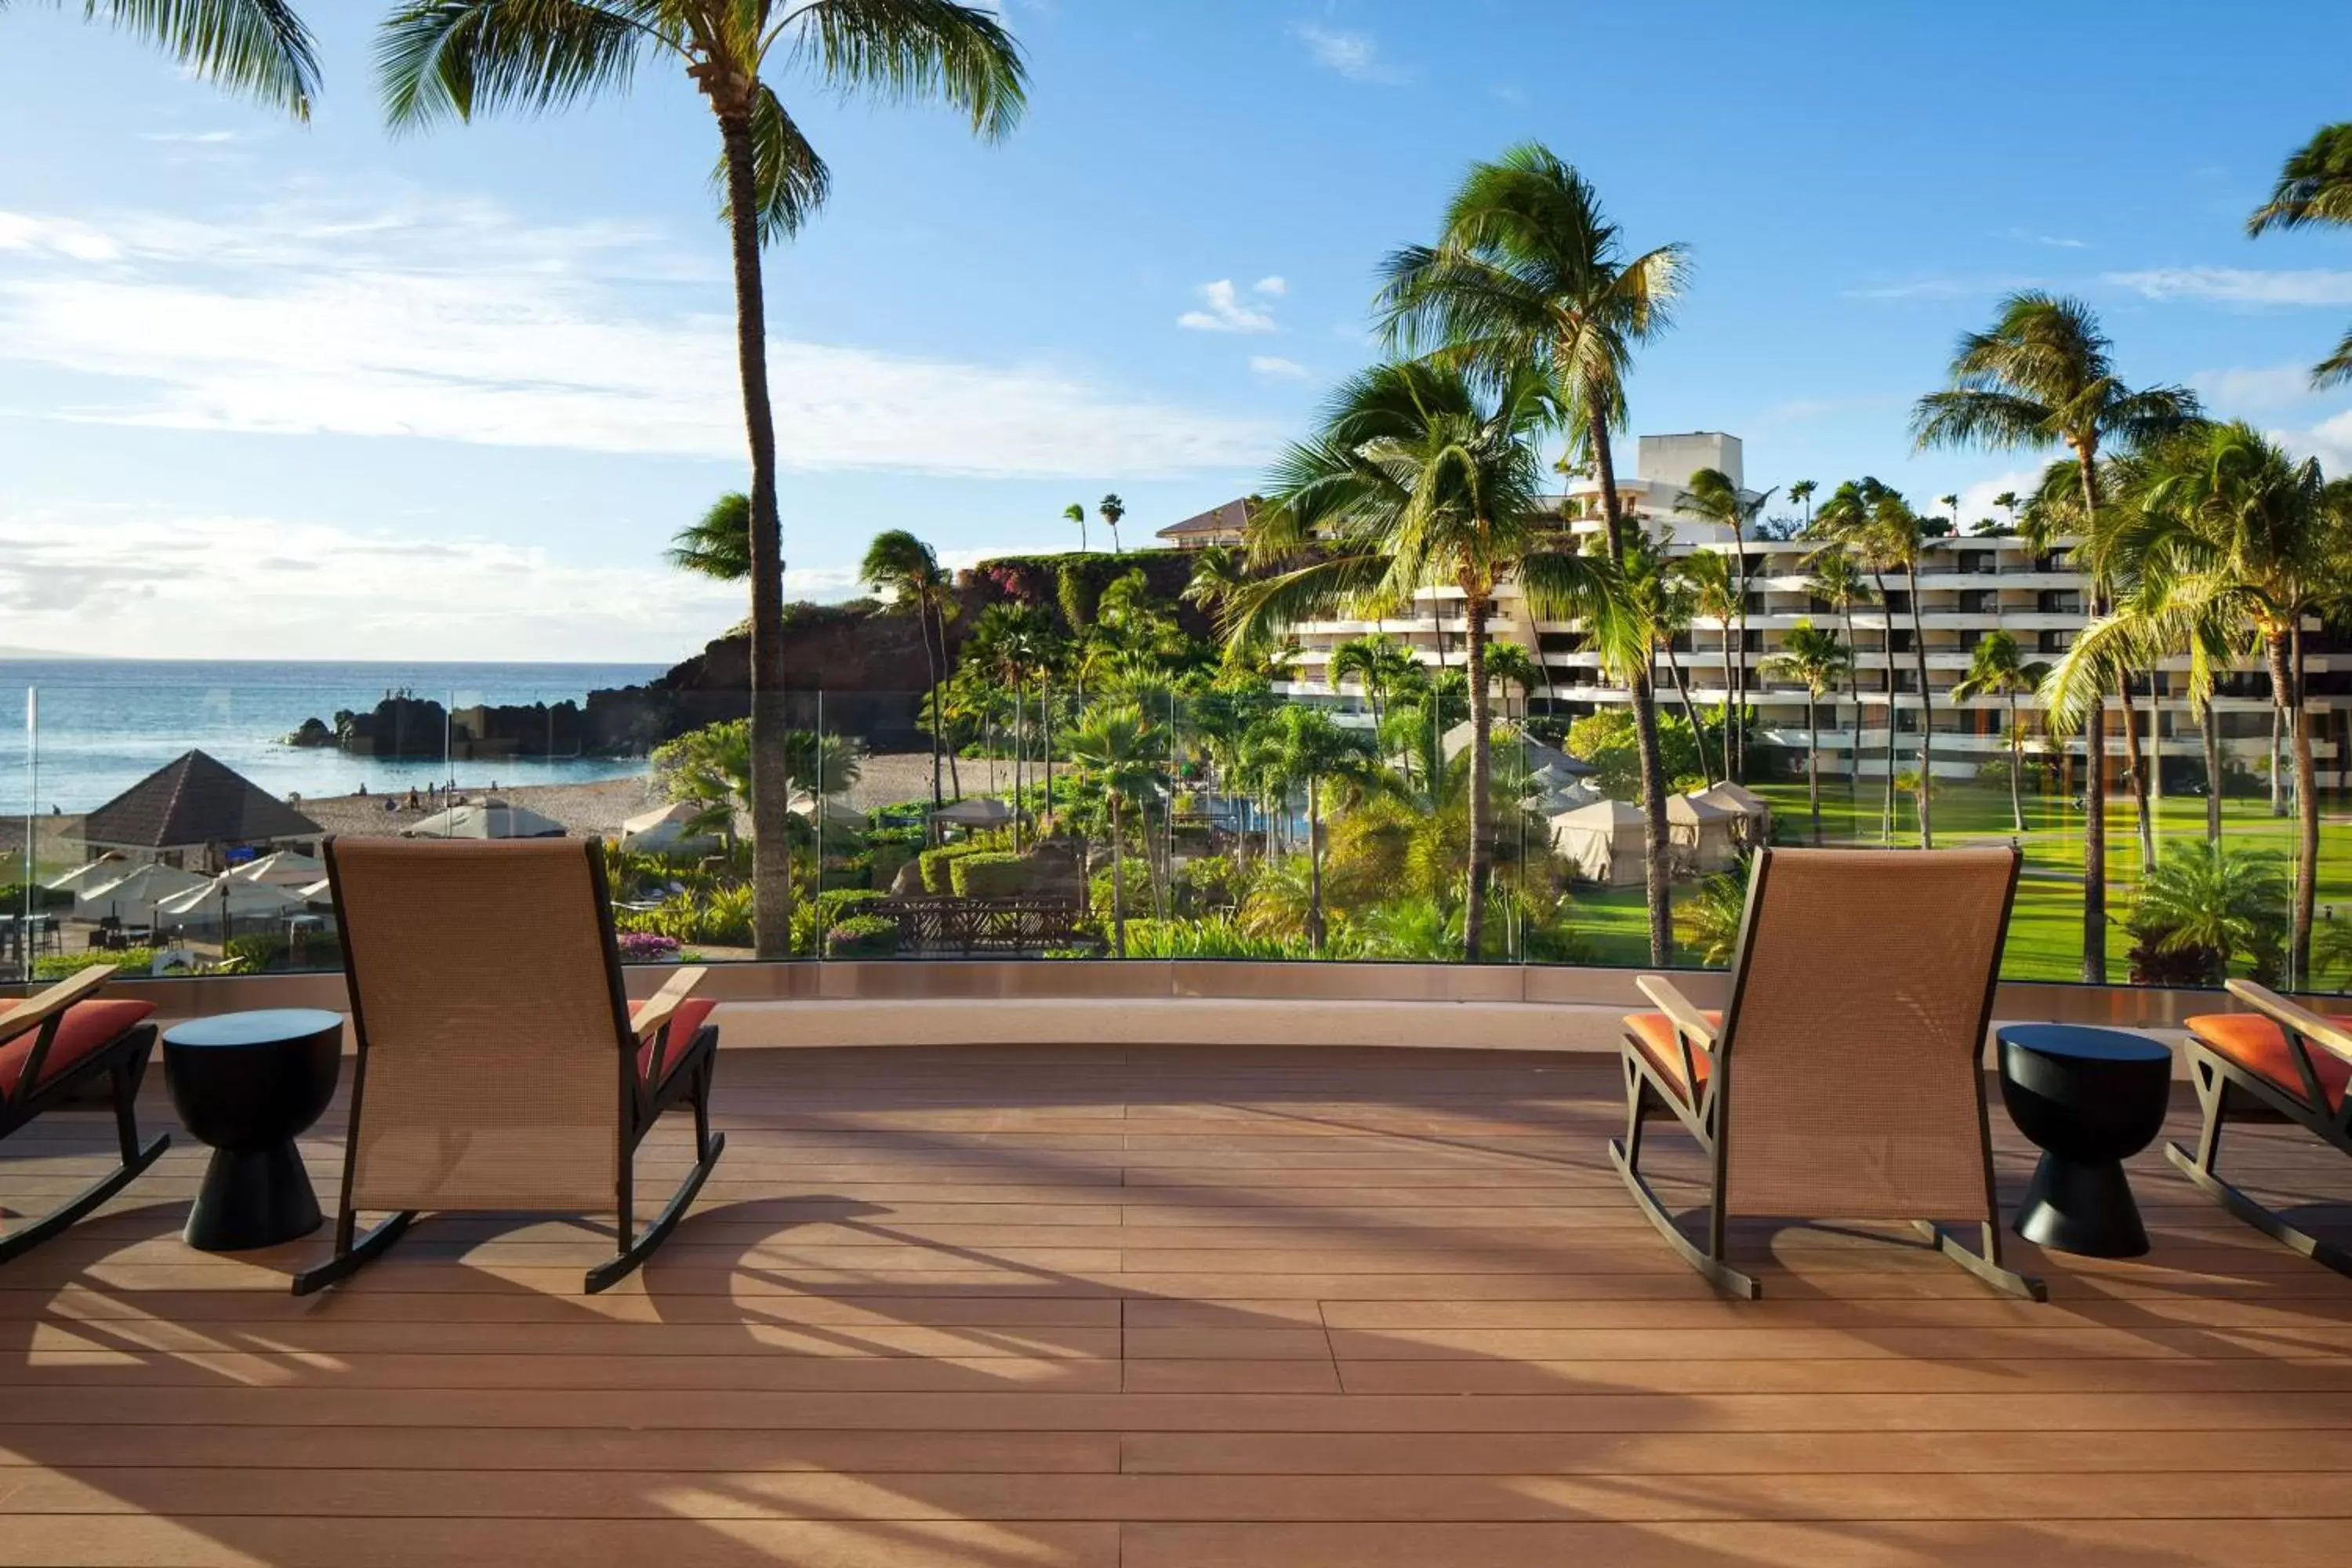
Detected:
[
  {"left": 2187, "top": 1012, "right": 2352, "bottom": 1110},
  {"left": 1624, "top": 1010, "right": 1721, "bottom": 1102},
  {"left": 0, "top": 999, "right": 155, "bottom": 1100},
  {"left": 629, "top": 996, "right": 717, "bottom": 1088}
]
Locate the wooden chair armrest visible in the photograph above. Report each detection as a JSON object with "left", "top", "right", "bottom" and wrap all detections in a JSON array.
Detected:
[
  {"left": 631, "top": 966, "right": 710, "bottom": 1042},
  {"left": 0, "top": 964, "right": 116, "bottom": 1044},
  {"left": 1636, "top": 974, "right": 1718, "bottom": 1051},
  {"left": 2226, "top": 978, "right": 2352, "bottom": 1066}
]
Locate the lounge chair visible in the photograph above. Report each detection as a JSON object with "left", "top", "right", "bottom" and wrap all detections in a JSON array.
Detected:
[
  {"left": 2169, "top": 979, "right": 2352, "bottom": 1274},
  {"left": 292, "top": 838, "right": 725, "bottom": 1296},
  {"left": 0, "top": 964, "right": 169, "bottom": 1265},
  {"left": 1614, "top": 846, "right": 2040, "bottom": 1300}
]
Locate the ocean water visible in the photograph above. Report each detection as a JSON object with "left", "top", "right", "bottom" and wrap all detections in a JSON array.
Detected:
[{"left": 0, "top": 659, "right": 666, "bottom": 814}]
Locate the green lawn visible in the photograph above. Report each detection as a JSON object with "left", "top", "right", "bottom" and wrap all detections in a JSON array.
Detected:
[{"left": 1560, "top": 780, "right": 2352, "bottom": 985}]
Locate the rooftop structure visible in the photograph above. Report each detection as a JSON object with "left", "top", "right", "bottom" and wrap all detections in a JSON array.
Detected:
[{"left": 78, "top": 750, "right": 323, "bottom": 870}]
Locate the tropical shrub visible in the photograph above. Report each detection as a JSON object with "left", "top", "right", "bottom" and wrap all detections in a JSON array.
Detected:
[
  {"left": 950, "top": 851, "right": 1031, "bottom": 898},
  {"left": 919, "top": 843, "right": 982, "bottom": 895},
  {"left": 1352, "top": 896, "right": 1461, "bottom": 960},
  {"left": 826, "top": 913, "right": 900, "bottom": 958},
  {"left": 814, "top": 887, "right": 885, "bottom": 927},
  {"left": 2129, "top": 843, "right": 2288, "bottom": 985},
  {"left": 221, "top": 932, "right": 345, "bottom": 973},
  {"left": 1567, "top": 710, "right": 1708, "bottom": 801},
  {"left": 614, "top": 884, "right": 755, "bottom": 947},
  {"left": 1121, "top": 916, "right": 1323, "bottom": 960},
  {"left": 0, "top": 883, "right": 74, "bottom": 914},
  {"left": 1674, "top": 869, "right": 1750, "bottom": 967},
  {"left": 33, "top": 947, "right": 158, "bottom": 980},
  {"left": 615, "top": 931, "right": 681, "bottom": 964}
]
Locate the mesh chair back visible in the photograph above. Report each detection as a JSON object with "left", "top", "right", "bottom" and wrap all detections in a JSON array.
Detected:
[
  {"left": 1718, "top": 847, "right": 2016, "bottom": 1222},
  {"left": 331, "top": 838, "right": 626, "bottom": 1213}
]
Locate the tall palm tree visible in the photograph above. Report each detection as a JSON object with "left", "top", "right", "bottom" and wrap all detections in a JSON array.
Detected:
[
  {"left": 1911, "top": 292, "right": 2198, "bottom": 982},
  {"left": 1065, "top": 702, "right": 1162, "bottom": 957},
  {"left": 379, "top": 1, "right": 1025, "bottom": 960},
  {"left": 1789, "top": 478, "right": 1817, "bottom": 530},
  {"left": 1481, "top": 640, "right": 1543, "bottom": 724},
  {"left": 1938, "top": 492, "right": 1962, "bottom": 533},
  {"left": 1804, "top": 544, "right": 1877, "bottom": 797},
  {"left": 1180, "top": 544, "right": 1250, "bottom": 622},
  {"left": 1375, "top": 143, "right": 1686, "bottom": 962},
  {"left": 1679, "top": 468, "right": 1773, "bottom": 780},
  {"left": 2052, "top": 422, "right": 2350, "bottom": 983},
  {"left": 1063, "top": 501, "right": 1089, "bottom": 553},
  {"left": 1676, "top": 548, "right": 1738, "bottom": 783},
  {"left": 666, "top": 491, "right": 753, "bottom": 580},
  {"left": 1225, "top": 358, "right": 1642, "bottom": 962},
  {"left": 1243, "top": 706, "right": 1376, "bottom": 950},
  {"left": 1994, "top": 489, "right": 2022, "bottom": 533},
  {"left": 1329, "top": 632, "right": 1415, "bottom": 735},
  {"left": 1098, "top": 493, "right": 1126, "bottom": 554},
  {"left": 1950, "top": 629, "right": 2049, "bottom": 834},
  {"left": 22, "top": 0, "right": 319, "bottom": 114},
  {"left": 859, "top": 528, "right": 956, "bottom": 822},
  {"left": 1876, "top": 490, "right": 1938, "bottom": 846},
  {"left": 1625, "top": 536, "right": 1712, "bottom": 782},
  {"left": 2248, "top": 123, "right": 2352, "bottom": 386},
  {"left": 1813, "top": 479, "right": 1910, "bottom": 844},
  {"left": 1759, "top": 619, "right": 1849, "bottom": 844}
]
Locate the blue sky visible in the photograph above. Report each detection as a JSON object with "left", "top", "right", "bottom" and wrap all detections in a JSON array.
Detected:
[{"left": 4, "top": 0, "right": 2351, "bottom": 661}]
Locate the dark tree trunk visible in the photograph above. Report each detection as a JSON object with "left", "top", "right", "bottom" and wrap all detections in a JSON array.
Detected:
[
  {"left": 1463, "top": 594, "right": 1494, "bottom": 964},
  {"left": 1806, "top": 692, "right": 1822, "bottom": 844},
  {"left": 1907, "top": 558, "right": 1933, "bottom": 848},
  {"left": 717, "top": 107, "right": 792, "bottom": 960},
  {"left": 2118, "top": 669, "right": 2154, "bottom": 873},
  {"left": 1306, "top": 774, "right": 1326, "bottom": 953},
  {"left": 2271, "top": 631, "right": 2318, "bottom": 985},
  {"left": 2074, "top": 446, "right": 2108, "bottom": 984},
  {"left": 2203, "top": 699, "right": 2223, "bottom": 846},
  {"left": 922, "top": 601, "right": 945, "bottom": 837},
  {"left": 2006, "top": 691, "right": 2025, "bottom": 835},
  {"left": 1592, "top": 411, "right": 1671, "bottom": 964},
  {"left": 1731, "top": 532, "right": 1749, "bottom": 782}
]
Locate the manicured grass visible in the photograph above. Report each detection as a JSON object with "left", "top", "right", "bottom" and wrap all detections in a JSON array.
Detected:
[{"left": 1562, "top": 779, "right": 2352, "bottom": 985}]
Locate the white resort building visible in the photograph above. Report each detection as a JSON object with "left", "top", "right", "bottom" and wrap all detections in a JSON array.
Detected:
[{"left": 1164, "top": 431, "right": 2347, "bottom": 789}]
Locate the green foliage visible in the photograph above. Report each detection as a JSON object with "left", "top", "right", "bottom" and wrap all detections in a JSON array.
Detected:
[
  {"left": 919, "top": 843, "right": 983, "bottom": 894},
  {"left": 32, "top": 948, "right": 158, "bottom": 981},
  {"left": 1674, "top": 869, "right": 1750, "bottom": 967},
  {"left": 949, "top": 851, "right": 1031, "bottom": 898},
  {"left": 825, "top": 913, "right": 900, "bottom": 959},
  {"left": 614, "top": 884, "right": 754, "bottom": 947},
  {"left": 814, "top": 887, "right": 885, "bottom": 927},
  {"left": 2129, "top": 842, "right": 2288, "bottom": 983},
  {"left": 1567, "top": 709, "right": 1705, "bottom": 800},
  {"left": 220, "top": 931, "right": 344, "bottom": 975},
  {"left": 1121, "top": 916, "right": 1324, "bottom": 960},
  {"left": 0, "top": 882, "right": 74, "bottom": 914}
]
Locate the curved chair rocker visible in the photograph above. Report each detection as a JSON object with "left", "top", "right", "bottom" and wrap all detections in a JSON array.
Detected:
[
  {"left": 0, "top": 964, "right": 169, "bottom": 1265},
  {"left": 2169, "top": 979, "right": 2352, "bottom": 1275},
  {"left": 292, "top": 838, "right": 725, "bottom": 1296},
  {"left": 1614, "top": 846, "right": 2042, "bottom": 1301}
]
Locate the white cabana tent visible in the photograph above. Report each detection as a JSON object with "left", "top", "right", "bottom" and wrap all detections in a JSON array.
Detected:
[
  {"left": 45, "top": 854, "right": 127, "bottom": 896},
  {"left": 1552, "top": 799, "right": 1647, "bottom": 887},
  {"left": 931, "top": 797, "right": 1016, "bottom": 829},
  {"left": 618, "top": 800, "right": 723, "bottom": 855},
  {"left": 402, "top": 800, "right": 567, "bottom": 840},
  {"left": 230, "top": 849, "right": 327, "bottom": 887},
  {"left": 789, "top": 791, "right": 868, "bottom": 837},
  {"left": 73, "top": 862, "right": 209, "bottom": 920},
  {"left": 1688, "top": 781, "right": 1772, "bottom": 848},
  {"left": 1668, "top": 791, "right": 1740, "bottom": 873},
  {"left": 154, "top": 874, "right": 310, "bottom": 931}
]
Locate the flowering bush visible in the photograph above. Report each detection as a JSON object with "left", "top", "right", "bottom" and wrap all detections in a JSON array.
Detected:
[{"left": 616, "top": 931, "right": 682, "bottom": 963}]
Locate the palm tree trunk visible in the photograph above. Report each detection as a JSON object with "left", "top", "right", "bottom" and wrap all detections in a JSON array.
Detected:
[
  {"left": 717, "top": 107, "right": 792, "bottom": 961},
  {"left": 1732, "top": 535, "right": 1749, "bottom": 782},
  {"left": 1667, "top": 646, "right": 1708, "bottom": 774},
  {"left": 2270, "top": 699, "right": 2286, "bottom": 816},
  {"left": 1870, "top": 572, "right": 1895, "bottom": 844},
  {"left": 1806, "top": 692, "right": 1823, "bottom": 845},
  {"left": 2118, "top": 669, "right": 2154, "bottom": 873},
  {"left": 1590, "top": 412, "right": 1671, "bottom": 964},
  {"left": 1306, "top": 774, "right": 1325, "bottom": 953},
  {"left": 920, "top": 601, "right": 945, "bottom": 836},
  {"left": 1841, "top": 607, "right": 1860, "bottom": 802},
  {"left": 1716, "top": 630, "right": 1737, "bottom": 787},
  {"left": 1907, "top": 561, "right": 1933, "bottom": 848},
  {"left": 2006, "top": 691, "right": 2025, "bottom": 835},
  {"left": 2203, "top": 699, "right": 2223, "bottom": 846},
  {"left": 2074, "top": 441, "right": 2111, "bottom": 984},
  {"left": 1108, "top": 802, "right": 1127, "bottom": 959},
  {"left": 1463, "top": 596, "right": 1495, "bottom": 964},
  {"left": 2270, "top": 633, "right": 2318, "bottom": 985}
]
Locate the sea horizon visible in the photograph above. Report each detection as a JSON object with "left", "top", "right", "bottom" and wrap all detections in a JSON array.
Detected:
[{"left": 0, "top": 658, "right": 670, "bottom": 815}]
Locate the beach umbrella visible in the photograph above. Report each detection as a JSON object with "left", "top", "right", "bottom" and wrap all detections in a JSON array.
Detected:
[
  {"left": 155, "top": 875, "right": 307, "bottom": 929},
  {"left": 45, "top": 855, "right": 127, "bottom": 896},
  {"left": 231, "top": 849, "right": 327, "bottom": 886},
  {"left": 618, "top": 801, "right": 723, "bottom": 855},
  {"left": 74, "top": 862, "right": 209, "bottom": 920},
  {"left": 403, "top": 800, "right": 567, "bottom": 840}
]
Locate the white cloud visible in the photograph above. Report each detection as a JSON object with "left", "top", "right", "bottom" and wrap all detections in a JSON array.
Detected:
[
  {"left": 1491, "top": 84, "right": 1527, "bottom": 107},
  {"left": 2106, "top": 267, "right": 2352, "bottom": 306},
  {"left": 0, "top": 196, "right": 1279, "bottom": 479},
  {"left": 139, "top": 130, "right": 241, "bottom": 145},
  {"left": 1252, "top": 275, "right": 1287, "bottom": 297},
  {"left": 2005, "top": 227, "right": 2086, "bottom": 249},
  {"left": 1292, "top": 24, "right": 1410, "bottom": 85},
  {"left": 1250, "top": 355, "right": 1309, "bottom": 379},
  {"left": 1952, "top": 469, "right": 2044, "bottom": 531},
  {"left": 1177, "top": 278, "right": 1278, "bottom": 333},
  {"left": 2274, "top": 409, "right": 2352, "bottom": 477},
  {"left": 2193, "top": 363, "right": 2324, "bottom": 411},
  {"left": 0, "top": 503, "right": 746, "bottom": 662}
]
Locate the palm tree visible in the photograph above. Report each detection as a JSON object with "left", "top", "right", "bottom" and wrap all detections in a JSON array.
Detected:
[
  {"left": 1066, "top": 702, "right": 1162, "bottom": 957},
  {"left": 667, "top": 492, "right": 752, "bottom": 580},
  {"left": 379, "top": 1, "right": 1025, "bottom": 960},
  {"left": 1759, "top": 619, "right": 1849, "bottom": 845},
  {"left": 1950, "top": 630, "right": 2049, "bottom": 833},
  {"left": 1481, "top": 641, "right": 1543, "bottom": 723},
  {"left": 1789, "top": 478, "right": 1817, "bottom": 530},
  {"left": 965, "top": 601, "right": 1051, "bottom": 848},
  {"left": 1803, "top": 545, "right": 1877, "bottom": 799},
  {"left": 2131, "top": 842, "right": 2290, "bottom": 983},
  {"left": 1626, "top": 536, "right": 1712, "bottom": 782},
  {"left": 657, "top": 718, "right": 858, "bottom": 855},
  {"left": 2053, "top": 422, "right": 2350, "bottom": 983},
  {"left": 1329, "top": 633, "right": 1415, "bottom": 734},
  {"left": 1676, "top": 548, "right": 1737, "bottom": 783},
  {"left": 1375, "top": 143, "right": 1686, "bottom": 962},
  {"left": 1872, "top": 490, "right": 1937, "bottom": 846},
  {"left": 2248, "top": 123, "right": 2352, "bottom": 385},
  {"left": 1813, "top": 478, "right": 1910, "bottom": 844},
  {"left": 1099, "top": 494, "right": 1126, "bottom": 554},
  {"left": 1679, "top": 468, "right": 1773, "bottom": 779},
  {"left": 1180, "top": 545, "right": 1250, "bottom": 621},
  {"left": 1225, "top": 358, "right": 1642, "bottom": 962},
  {"left": 1243, "top": 706, "right": 1376, "bottom": 950},
  {"left": 1994, "top": 489, "right": 2022, "bottom": 533},
  {"left": 26, "top": 0, "right": 319, "bottom": 115},
  {"left": 1939, "top": 492, "right": 1962, "bottom": 533},
  {"left": 859, "top": 529, "right": 956, "bottom": 822},
  {"left": 1911, "top": 292, "right": 2198, "bottom": 982},
  {"left": 1064, "top": 501, "right": 1088, "bottom": 553}
]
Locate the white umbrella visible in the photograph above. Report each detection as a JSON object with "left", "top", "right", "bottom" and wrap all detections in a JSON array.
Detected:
[
  {"left": 74, "top": 862, "right": 209, "bottom": 920},
  {"left": 403, "top": 800, "right": 567, "bottom": 840},
  {"left": 789, "top": 790, "right": 867, "bottom": 836},
  {"left": 931, "top": 797, "right": 1016, "bottom": 829},
  {"left": 619, "top": 801, "right": 723, "bottom": 854},
  {"left": 230, "top": 849, "right": 327, "bottom": 886},
  {"left": 154, "top": 875, "right": 307, "bottom": 928},
  {"left": 45, "top": 855, "right": 127, "bottom": 895}
]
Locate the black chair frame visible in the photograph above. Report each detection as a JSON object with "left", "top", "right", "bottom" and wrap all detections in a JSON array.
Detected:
[{"left": 0, "top": 973, "right": 169, "bottom": 1266}]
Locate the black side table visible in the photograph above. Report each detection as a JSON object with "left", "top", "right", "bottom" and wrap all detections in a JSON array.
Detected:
[
  {"left": 1997, "top": 1024, "right": 2174, "bottom": 1258},
  {"left": 162, "top": 1009, "right": 343, "bottom": 1252}
]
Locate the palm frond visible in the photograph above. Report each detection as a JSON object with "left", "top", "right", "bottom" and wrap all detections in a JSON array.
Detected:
[
  {"left": 377, "top": 0, "right": 661, "bottom": 128},
  {"left": 710, "top": 81, "right": 831, "bottom": 240},
  {"left": 81, "top": 0, "right": 320, "bottom": 118},
  {"left": 785, "top": 0, "right": 1027, "bottom": 140},
  {"left": 2248, "top": 122, "right": 2352, "bottom": 236}
]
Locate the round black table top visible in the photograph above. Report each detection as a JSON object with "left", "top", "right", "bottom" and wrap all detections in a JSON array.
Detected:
[
  {"left": 1996, "top": 1023, "right": 2172, "bottom": 1065},
  {"left": 164, "top": 1009, "right": 344, "bottom": 1051}
]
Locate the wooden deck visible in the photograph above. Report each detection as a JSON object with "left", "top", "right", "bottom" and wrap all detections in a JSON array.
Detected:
[{"left": 5, "top": 1041, "right": 2352, "bottom": 1566}]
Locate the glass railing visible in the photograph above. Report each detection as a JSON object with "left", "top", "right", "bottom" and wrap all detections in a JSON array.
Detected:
[{"left": 2, "top": 664, "right": 2343, "bottom": 996}]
